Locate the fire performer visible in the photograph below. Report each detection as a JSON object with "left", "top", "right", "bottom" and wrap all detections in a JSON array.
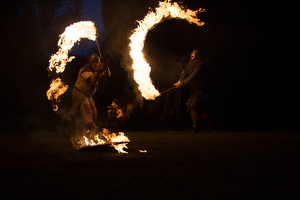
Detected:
[
  {"left": 68, "top": 53, "right": 111, "bottom": 140},
  {"left": 173, "top": 49, "right": 210, "bottom": 133}
]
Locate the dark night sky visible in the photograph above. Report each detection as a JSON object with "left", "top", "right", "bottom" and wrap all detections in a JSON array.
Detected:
[{"left": 1, "top": 0, "right": 298, "bottom": 132}]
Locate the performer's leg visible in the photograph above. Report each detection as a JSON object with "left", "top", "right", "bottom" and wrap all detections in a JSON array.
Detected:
[
  {"left": 80, "top": 98, "right": 99, "bottom": 139},
  {"left": 191, "top": 110, "right": 198, "bottom": 133}
]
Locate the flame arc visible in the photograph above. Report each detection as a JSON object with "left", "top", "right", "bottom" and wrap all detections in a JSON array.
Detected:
[
  {"left": 129, "top": 0, "right": 205, "bottom": 100},
  {"left": 49, "top": 21, "right": 97, "bottom": 73},
  {"left": 47, "top": 21, "right": 97, "bottom": 109}
]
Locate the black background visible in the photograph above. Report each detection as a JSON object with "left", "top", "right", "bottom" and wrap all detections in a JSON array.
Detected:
[{"left": 1, "top": 1, "right": 299, "bottom": 199}]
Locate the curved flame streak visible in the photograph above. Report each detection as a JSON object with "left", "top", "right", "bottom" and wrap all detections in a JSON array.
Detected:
[
  {"left": 48, "top": 21, "right": 97, "bottom": 73},
  {"left": 46, "top": 21, "right": 97, "bottom": 109},
  {"left": 129, "top": 0, "right": 205, "bottom": 100}
]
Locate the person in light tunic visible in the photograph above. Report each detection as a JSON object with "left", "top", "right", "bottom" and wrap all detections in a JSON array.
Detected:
[{"left": 68, "top": 53, "right": 111, "bottom": 139}]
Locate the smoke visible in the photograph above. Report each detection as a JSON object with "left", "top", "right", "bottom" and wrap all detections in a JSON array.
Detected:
[{"left": 100, "top": 1, "right": 148, "bottom": 108}]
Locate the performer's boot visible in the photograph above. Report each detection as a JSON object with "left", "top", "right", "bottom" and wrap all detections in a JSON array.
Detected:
[
  {"left": 191, "top": 111, "right": 199, "bottom": 133},
  {"left": 86, "top": 121, "right": 99, "bottom": 139}
]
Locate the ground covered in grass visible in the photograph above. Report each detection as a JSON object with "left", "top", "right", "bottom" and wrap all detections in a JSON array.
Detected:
[{"left": 1, "top": 130, "right": 300, "bottom": 199}]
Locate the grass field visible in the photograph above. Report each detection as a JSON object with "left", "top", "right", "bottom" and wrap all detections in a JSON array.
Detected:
[{"left": 1, "top": 130, "right": 300, "bottom": 199}]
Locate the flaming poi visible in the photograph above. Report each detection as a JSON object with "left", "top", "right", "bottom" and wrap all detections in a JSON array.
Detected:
[
  {"left": 129, "top": 0, "right": 205, "bottom": 100},
  {"left": 46, "top": 21, "right": 130, "bottom": 153}
]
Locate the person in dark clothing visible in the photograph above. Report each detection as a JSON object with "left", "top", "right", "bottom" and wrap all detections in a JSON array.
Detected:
[
  {"left": 173, "top": 49, "right": 210, "bottom": 133},
  {"left": 68, "top": 53, "right": 111, "bottom": 140}
]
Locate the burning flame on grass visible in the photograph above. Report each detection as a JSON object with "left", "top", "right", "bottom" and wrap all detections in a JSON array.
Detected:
[
  {"left": 46, "top": 21, "right": 97, "bottom": 110},
  {"left": 129, "top": 0, "right": 205, "bottom": 100},
  {"left": 70, "top": 109, "right": 131, "bottom": 154},
  {"left": 72, "top": 128, "right": 130, "bottom": 154}
]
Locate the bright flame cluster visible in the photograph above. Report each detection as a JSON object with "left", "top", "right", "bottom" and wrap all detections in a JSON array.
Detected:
[
  {"left": 108, "top": 100, "right": 124, "bottom": 118},
  {"left": 46, "top": 78, "right": 68, "bottom": 111},
  {"left": 107, "top": 99, "right": 134, "bottom": 119},
  {"left": 74, "top": 128, "right": 130, "bottom": 154},
  {"left": 46, "top": 21, "right": 97, "bottom": 109},
  {"left": 129, "top": 0, "right": 205, "bottom": 100},
  {"left": 48, "top": 21, "right": 97, "bottom": 73}
]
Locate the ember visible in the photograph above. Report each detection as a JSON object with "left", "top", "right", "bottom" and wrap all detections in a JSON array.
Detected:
[{"left": 129, "top": 0, "right": 205, "bottom": 100}]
